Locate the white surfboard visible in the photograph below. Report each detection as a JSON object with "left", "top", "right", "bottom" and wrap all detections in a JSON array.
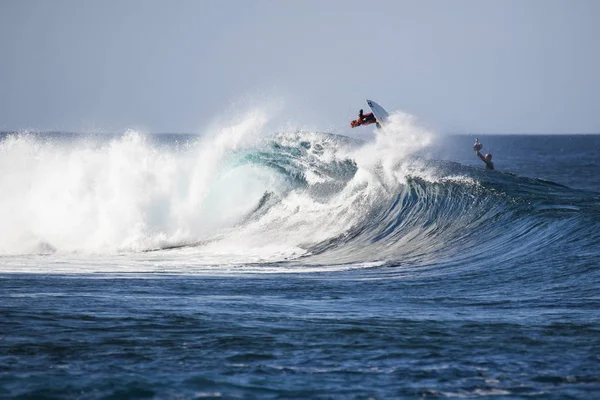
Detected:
[{"left": 366, "top": 99, "right": 390, "bottom": 127}]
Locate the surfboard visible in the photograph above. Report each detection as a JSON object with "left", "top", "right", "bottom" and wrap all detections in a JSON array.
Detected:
[{"left": 366, "top": 99, "right": 390, "bottom": 127}]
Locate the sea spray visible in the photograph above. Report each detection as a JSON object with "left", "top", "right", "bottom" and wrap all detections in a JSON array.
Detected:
[
  {"left": 0, "top": 110, "right": 274, "bottom": 254},
  {"left": 0, "top": 110, "right": 438, "bottom": 257},
  {"left": 351, "top": 111, "right": 435, "bottom": 187}
]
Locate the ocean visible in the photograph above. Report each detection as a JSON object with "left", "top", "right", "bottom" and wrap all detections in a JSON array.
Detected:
[{"left": 1, "top": 113, "right": 599, "bottom": 399}]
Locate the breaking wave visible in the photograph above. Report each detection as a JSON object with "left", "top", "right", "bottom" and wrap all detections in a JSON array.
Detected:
[{"left": 1, "top": 111, "right": 598, "bottom": 276}]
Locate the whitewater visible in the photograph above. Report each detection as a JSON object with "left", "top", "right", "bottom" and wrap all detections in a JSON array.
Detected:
[
  {"left": 1, "top": 110, "right": 599, "bottom": 398},
  {"left": 0, "top": 110, "right": 437, "bottom": 264}
]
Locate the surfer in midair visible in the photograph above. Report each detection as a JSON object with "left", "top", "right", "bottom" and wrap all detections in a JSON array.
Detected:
[
  {"left": 473, "top": 138, "right": 494, "bottom": 170},
  {"left": 350, "top": 109, "right": 378, "bottom": 128}
]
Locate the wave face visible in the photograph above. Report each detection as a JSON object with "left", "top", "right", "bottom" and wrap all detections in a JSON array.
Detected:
[{"left": 1, "top": 113, "right": 599, "bottom": 276}]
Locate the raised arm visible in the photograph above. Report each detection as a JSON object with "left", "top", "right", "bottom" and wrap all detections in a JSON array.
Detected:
[
  {"left": 476, "top": 150, "right": 486, "bottom": 163},
  {"left": 476, "top": 150, "right": 494, "bottom": 169}
]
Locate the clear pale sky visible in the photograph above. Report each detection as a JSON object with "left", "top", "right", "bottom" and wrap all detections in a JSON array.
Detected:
[{"left": 1, "top": 0, "right": 599, "bottom": 134}]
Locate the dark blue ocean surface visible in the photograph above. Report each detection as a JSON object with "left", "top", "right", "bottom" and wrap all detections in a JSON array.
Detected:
[{"left": 1, "top": 129, "right": 599, "bottom": 399}]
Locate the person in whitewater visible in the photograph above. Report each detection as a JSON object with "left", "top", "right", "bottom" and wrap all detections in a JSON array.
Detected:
[
  {"left": 473, "top": 138, "right": 494, "bottom": 170},
  {"left": 350, "top": 109, "right": 378, "bottom": 128}
]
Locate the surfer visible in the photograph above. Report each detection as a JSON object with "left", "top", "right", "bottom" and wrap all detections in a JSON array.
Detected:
[
  {"left": 350, "top": 109, "right": 378, "bottom": 128},
  {"left": 473, "top": 138, "right": 494, "bottom": 170}
]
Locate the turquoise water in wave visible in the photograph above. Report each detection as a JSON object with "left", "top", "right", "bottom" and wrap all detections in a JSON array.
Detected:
[{"left": 1, "top": 125, "right": 599, "bottom": 398}]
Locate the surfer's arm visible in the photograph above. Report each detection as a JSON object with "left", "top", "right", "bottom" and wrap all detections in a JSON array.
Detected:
[
  {"left": 476, "top": 151, "right": 486, "bottom": 162},
  {"left": 476, "top": 151, "right": 494, "bottom": 169}
]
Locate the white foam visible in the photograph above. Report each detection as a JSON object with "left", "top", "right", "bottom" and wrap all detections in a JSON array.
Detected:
[
  {"left": 0, "top": 110, "right": 276, "bottom": 255},
  {"left": 0, "top": 106, "right": 444, "bottom": 272},
  {"left": 350, "top": 111, "right": 435, "bottom": 186}
]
